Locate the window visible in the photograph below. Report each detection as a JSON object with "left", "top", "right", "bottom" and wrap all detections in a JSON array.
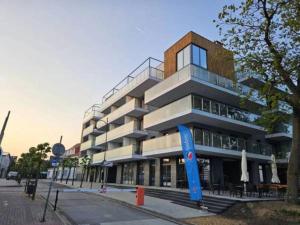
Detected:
[
  {"left": 212, "top": 133, "right": 222, "bottom": 148},
  {"left": 211, "top": 102, "right": 220, "bottom": 115},
  {"left": 193, "top": 96, "right": 202, "bottom": 110},
  {"left": 183, "top": 46, "right": 191, "bottom": 67},
  {"left": 191, "top": 44, "right": 207, "bottom": 69},
  {"left": 200, "top": 48, "right": 207, "bottom": 69},
  {"left": 177, "top": 50, "right": 183, "bottom": 70},
  {"left": 203, "top": 99, "right": 210, "bottom": 112},
  {"left": 177, "top": 45, "right": 190, "bottom": 71},
  {"left": 192, "top": 45, "right": 200, "bottom": 65},
  {"left": 203, "top": 130, "right": 211, "bottom": 146},
  {"left": 220, "top": 104, "right": 227, "bottom": 117},
  {"left": 194, "top": 128, "right": 203, "bottom": 145}
]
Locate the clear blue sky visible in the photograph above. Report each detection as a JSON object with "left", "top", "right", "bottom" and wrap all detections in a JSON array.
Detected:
[{"left": 0, "top": 0, "right": 229, "bottom": 156}]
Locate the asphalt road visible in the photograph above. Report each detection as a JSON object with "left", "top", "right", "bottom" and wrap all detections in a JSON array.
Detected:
[{"left": 37, "top": 180, "right": 176, "bottom": 225}]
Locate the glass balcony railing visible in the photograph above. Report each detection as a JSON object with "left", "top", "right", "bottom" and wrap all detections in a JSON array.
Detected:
[
  {"left": 189, "top": 65, "right": 266, "bottom": 105},
  {"left": 92, "top": 144, "right": 141, "bottom": 163},
  {"left": 192, "top": 95, "right": 261, "bottom": 125},
  {"left": 95, "top": 120, "right": 144, "bottom": 146},
  {"left": 142, "top": 130, "right": 272, "bottom": 156}
]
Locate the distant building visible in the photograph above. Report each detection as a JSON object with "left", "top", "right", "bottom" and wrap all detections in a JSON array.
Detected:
[
  {"left": 0, "top": 151, "right": 15, "bottom": 178},
  {"left": 48, "top": 143, "right": 80, "bottom": 180}
]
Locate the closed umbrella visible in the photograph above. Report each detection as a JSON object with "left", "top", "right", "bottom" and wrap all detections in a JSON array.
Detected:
[
  {"left": 241, "top": 150, "right": 249, "bottom": 195},
  {"left": 271, "top": 154, "right": 280, "bottom": 184}
]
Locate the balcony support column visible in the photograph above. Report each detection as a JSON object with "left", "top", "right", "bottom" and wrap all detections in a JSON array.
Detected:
[
  {"left": 116, "top": 164, "right": 122, "bottom": 184},
  {"left": 154, "top": 158, "right": 161, "bottom": 187},
  {"left": 171, "top": 157, "right": 177, "bottom": 188},
  {"left": 143, "top": 161, "right": 150, "bottom": 186}
]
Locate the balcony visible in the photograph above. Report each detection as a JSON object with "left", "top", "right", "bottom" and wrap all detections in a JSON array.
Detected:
[
  {"left": 265, "top": 124, "right": 293, "bottom": 141},
  {"left": 98, "top": 57, "right": 163, "bottom": 114},
  {"left": 95, "top": 120, "right": 147, "bottom": 146},
  {"left": 82, "top": 124, "right": 104, "bottom": 137},
  {"left": 92, "top": 144, "right": 143, "bottom": 164},
  {"left": 142, "top": 132, "right": 271, "bottom": 160},
  {"left": 145, "top": 64, "right": 266, "bottom": 110},
  {"left": 80, "top": 139, "right": 102, "bottom": 151},
  {"left": 83, "top": 105, "right": 103, "bottom": 124},
  {"left": 144, "top": 95, "right": 265, "bottom": 134},
  {"left": 97, "top": 98, "right": 148, "bottom": 129}
]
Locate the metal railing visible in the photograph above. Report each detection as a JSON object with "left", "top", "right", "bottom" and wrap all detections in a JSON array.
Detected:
[
  {"left": 83, "top": 104, "right": 102, "bottom": 122},
  {"left": 102, "top": 57, "right": 164, "bottom": 102}
]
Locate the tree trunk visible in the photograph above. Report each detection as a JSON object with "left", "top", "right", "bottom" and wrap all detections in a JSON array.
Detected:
[
  {"left": 72, "top": 166, "right": 76, "bottom": 186},
  {"left": 287, "top": 112, "right": 300, "bottom": 203},
  {"left": 80, "top": 167, "right": 86, "bottom": 188},
  {"left": 66, "top": 167, "right": 71, "bottom": 184}
]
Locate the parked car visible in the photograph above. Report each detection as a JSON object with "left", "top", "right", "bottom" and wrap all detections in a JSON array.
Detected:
[{"left": 6, "top": 171, "right": 18, "bottom": 180}]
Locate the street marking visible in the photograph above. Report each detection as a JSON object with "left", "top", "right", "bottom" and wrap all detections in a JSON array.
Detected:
[{"left": 3, "top": 200, "right": 8, "bottom": 207}]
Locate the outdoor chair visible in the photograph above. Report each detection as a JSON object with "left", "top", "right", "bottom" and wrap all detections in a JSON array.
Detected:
[{"left": 246, "top": 183, "right": 257, "bottom": 197}]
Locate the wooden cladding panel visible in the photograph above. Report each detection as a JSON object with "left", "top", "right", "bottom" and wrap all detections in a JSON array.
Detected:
[{"left": 164, "top": 31, "right": 235, "bottom": 80}]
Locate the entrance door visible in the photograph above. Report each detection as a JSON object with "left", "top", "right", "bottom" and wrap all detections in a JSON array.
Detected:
[
  {"left": 161, "top": 158, "right": 171, "bottom": 187},
  {"left": 149, "top": 160, "right": 156, "bottom": 186}
]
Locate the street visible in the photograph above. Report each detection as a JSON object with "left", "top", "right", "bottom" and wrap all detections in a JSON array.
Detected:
[
  {"left": 38, "top": 180, "right": 177, "bottom": 225},
  {"left": 0, "top": 179, "right": 178, "bottom": 225}
]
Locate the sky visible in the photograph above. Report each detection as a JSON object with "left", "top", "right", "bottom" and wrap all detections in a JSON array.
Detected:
[{"left": 0, "top": 0, "right": 229, "bottom": 157}]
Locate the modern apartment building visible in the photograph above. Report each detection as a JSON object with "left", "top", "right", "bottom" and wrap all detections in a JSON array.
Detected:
[{"left": 80, "top": 31, "right": 291, "bottom": 188}]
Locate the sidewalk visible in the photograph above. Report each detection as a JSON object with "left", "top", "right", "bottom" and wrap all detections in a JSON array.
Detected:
[
  {"left": 55, "top": 180, "right": 214, "bottom": 219},
  {"left": 0, "top": 178, "right": 21, "bottom": 187},
  {"left": 0, "top": 179, "right": 64, "bottom": 225}
]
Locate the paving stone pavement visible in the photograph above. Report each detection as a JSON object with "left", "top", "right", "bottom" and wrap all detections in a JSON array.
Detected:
[{"left": 0, "top": 179, "right": 64, "bottom": 225}]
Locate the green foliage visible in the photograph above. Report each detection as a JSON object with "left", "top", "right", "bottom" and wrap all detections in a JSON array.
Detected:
[
  {"left": 16, "top": 143, "right": 51, "bottom": 178},
  {"left": 214, "top": 0, "right": 300, "bottom": 111},
  {"left": 80, "top": 155, "right": 91, "bottom": 168}
]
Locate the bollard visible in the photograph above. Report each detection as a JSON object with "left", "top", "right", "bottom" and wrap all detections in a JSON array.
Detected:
[
  {"left": 135, "top": 186, "right": 144, "bottom": 206},
  {"left": 54, "top": 189, "right": 59, "bottom": 211}
]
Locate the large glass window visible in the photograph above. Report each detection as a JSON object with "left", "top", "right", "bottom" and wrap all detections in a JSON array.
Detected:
[
  {"left": 211, "top": 102, "right": 219, "bottom": 115},
  {"left": 177, "top": 50, "right": 184, "bottom": 70},
  {"left": 200, "top": 48, "right": 207, "bottom": 69},
  {"left": 177, "top": 44, "right": 207, "bottom": 71},
  {"left": 191, "top": 44, "right": 207, "bottom": 69},
  {"left": 203, "top": 130, "right": 211, "bottom": 146},
  {"left": 149, "top": 160, "right": 156, "bottom": 186},
  {"left": 203, "top": 99, "right": 210, "bottom": 112},
  {"left": 194, "top": 128, "right": 203, "bottom": 145},
  {"left": 177, "top": 45, "right": 190, "bottom": 71},
  {"left": 212, "top": 133, "right": 222, "bottom": 148},
  {"left": 122, "top": 163, "right": 134, "bottom": 185},
  {"left": 192, "top": 45, "right": 200, "bottom": 65},
  {"left": 161, "top": 158, "right": 171, "bottom": 187}
]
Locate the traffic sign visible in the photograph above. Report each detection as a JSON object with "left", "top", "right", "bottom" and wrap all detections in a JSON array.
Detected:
[
  {"left": 52, "top": 143, "right": 65, "bottom": 157},
  {"left": 103, "top": 161, "right": 113, "bottom": 167}
]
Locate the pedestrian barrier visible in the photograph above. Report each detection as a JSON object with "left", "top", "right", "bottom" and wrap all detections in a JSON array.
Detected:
[{"left": 135, "top": 186, "right": 144, "bottom": 206}]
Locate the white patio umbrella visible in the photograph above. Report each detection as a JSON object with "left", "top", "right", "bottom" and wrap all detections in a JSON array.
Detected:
[
  {"left": 271, "top": 154, "right": 280, "bottom": 184},
  {"left": 241, "top": 150, "right": 249, "bottom": 195}
]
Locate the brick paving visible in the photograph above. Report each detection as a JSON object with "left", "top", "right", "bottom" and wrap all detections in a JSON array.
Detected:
[{"left": 0, "top": 179, "right": 64, "bottom": 225}]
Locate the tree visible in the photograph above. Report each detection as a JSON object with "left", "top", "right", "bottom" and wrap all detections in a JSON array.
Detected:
[
  {"left": 71, "top": 158, "right": 79, "bottom": 186},
  {"left": 80, "top": 155, "right": 91, "bottom": 188},
  {"left": 65, "top": 157, "right": 78, "bottom": 184},
  {"left": 215, "top": 0, "right": 300, "bottom": 203}
]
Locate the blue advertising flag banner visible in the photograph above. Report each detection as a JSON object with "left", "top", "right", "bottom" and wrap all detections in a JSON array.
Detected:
[{"left": 177, "top": 125, "right": 202, "bottom": 201}]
